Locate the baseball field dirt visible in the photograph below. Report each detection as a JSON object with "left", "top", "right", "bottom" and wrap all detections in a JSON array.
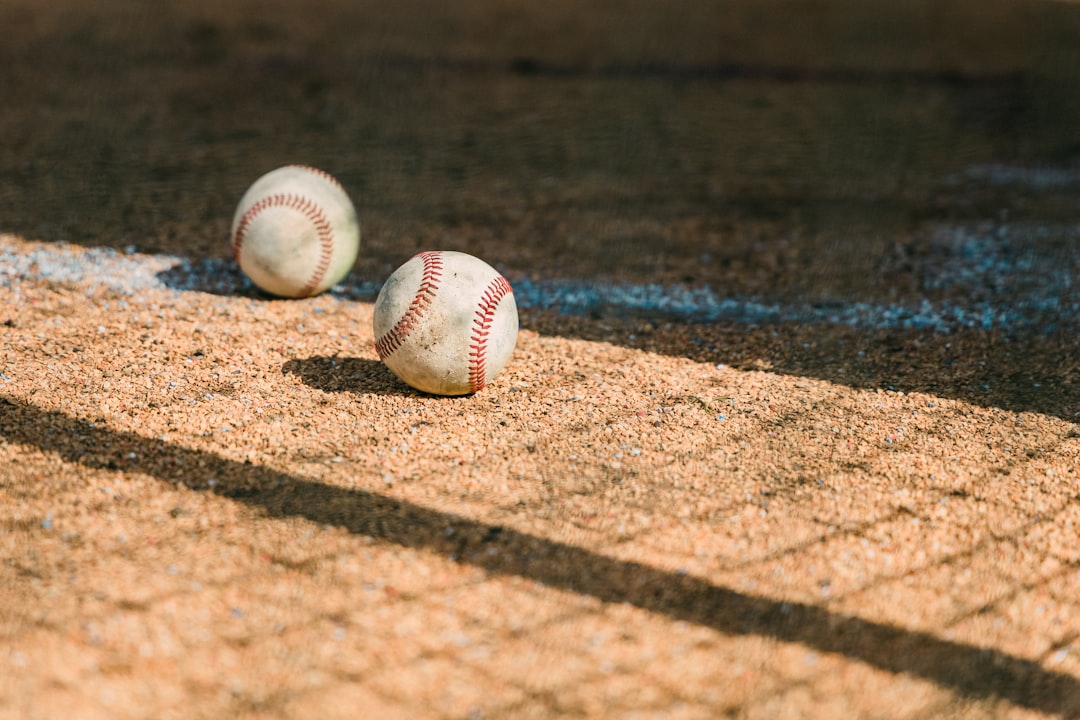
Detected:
[{"left": 2, "top": 1, "right": 1080, "bottom": 718}]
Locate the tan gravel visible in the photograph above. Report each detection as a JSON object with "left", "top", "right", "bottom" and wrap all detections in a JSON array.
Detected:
[
  {"left": 3, "top": 0, "right": 1080, "bottom": 718},
  {"left": 2, "top": 235, "right": 1080, "bottom": 719}
]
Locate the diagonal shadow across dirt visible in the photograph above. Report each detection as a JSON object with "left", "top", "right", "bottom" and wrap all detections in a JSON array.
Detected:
[
  {"left": 522, "top": 312, "right": 1080, "bottom": 424},
  {"left": 2, "top": 396, "right": 1078, "bottom": 715}
]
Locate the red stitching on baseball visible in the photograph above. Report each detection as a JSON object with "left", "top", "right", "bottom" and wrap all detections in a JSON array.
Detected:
[
  {"left": 289, "top": 164, "right": 346, "bottom": 191},
  {"left": 375, "top": 251, "right": 444, "bottom": 360},
  {"left": 231, "top": 192, "right": 336, "bottom": 297},
  {"left": 468, "top": 274, "right": 513, "bottom": 393}
]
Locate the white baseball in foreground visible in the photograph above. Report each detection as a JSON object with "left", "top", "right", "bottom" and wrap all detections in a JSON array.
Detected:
[
  {"left": 231, "top": 165, "right": 360, "bottom": 298},
  {"left": 374, "top": 251, "right": 519, "bottom": 396}
]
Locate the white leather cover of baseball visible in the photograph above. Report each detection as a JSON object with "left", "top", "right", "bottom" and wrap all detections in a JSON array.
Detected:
[
  {"left": 373, "top": 251, "right": 518, "bottom": 396},
  {"left": 230, "top": 165, "right": 360, "bottom": 298}
]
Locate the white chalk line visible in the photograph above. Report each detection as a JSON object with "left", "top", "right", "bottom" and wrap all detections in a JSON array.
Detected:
[{"left": 1, "top": 226, "right": 1075, "bottom": 334}]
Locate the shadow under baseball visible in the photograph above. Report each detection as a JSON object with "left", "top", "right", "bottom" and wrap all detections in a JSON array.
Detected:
[
  {"left": 154, "top": 262, "right": 260, "bottom": 298},
  {"left": 281, "top": 356, "right": 418, "bottom": 397},
  {"left": 2, "top": 395, "right": 1079, "bottom": 716}
]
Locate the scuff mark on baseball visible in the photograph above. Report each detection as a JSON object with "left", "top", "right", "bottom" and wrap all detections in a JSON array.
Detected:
[
  {"left": 231, "top": 165, "right": 360, "bottom": 298},
  {"left": 373, "top": 251, "right": 519, "bottom": 396}
]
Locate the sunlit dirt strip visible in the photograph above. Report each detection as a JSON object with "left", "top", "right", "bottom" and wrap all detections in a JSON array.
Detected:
[
  {"left": 1, "top": 234, "right": 1075, "bottom": 333},
  {"left": 2, "top": 396, "right": 1079, "bottom": 716}
]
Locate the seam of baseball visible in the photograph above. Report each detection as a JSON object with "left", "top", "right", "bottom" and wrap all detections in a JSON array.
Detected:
[
  {"left": 375, "top": 251, "right": 444, "bottom": 360},
  {"left": 468, "top": 275, "right": 513, "bottom": 393},
  {"left": 231, "top": 192, "right": 336, "bottom": 297},
  {"left": 290, "top": 164, "right": 346, "bottom": 192}
]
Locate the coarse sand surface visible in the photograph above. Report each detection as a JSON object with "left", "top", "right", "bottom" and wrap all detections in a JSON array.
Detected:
[{"left": 2, "top": 1, "right": 1080, "bottom": 718}]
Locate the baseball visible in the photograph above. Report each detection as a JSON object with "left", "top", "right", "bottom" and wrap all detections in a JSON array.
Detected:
[
  {"left": 230, "top": 165, "right": 360, "bottom": 298},
  {"left": 373, "top": 251, "right": 518, "bottom": 396}
]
